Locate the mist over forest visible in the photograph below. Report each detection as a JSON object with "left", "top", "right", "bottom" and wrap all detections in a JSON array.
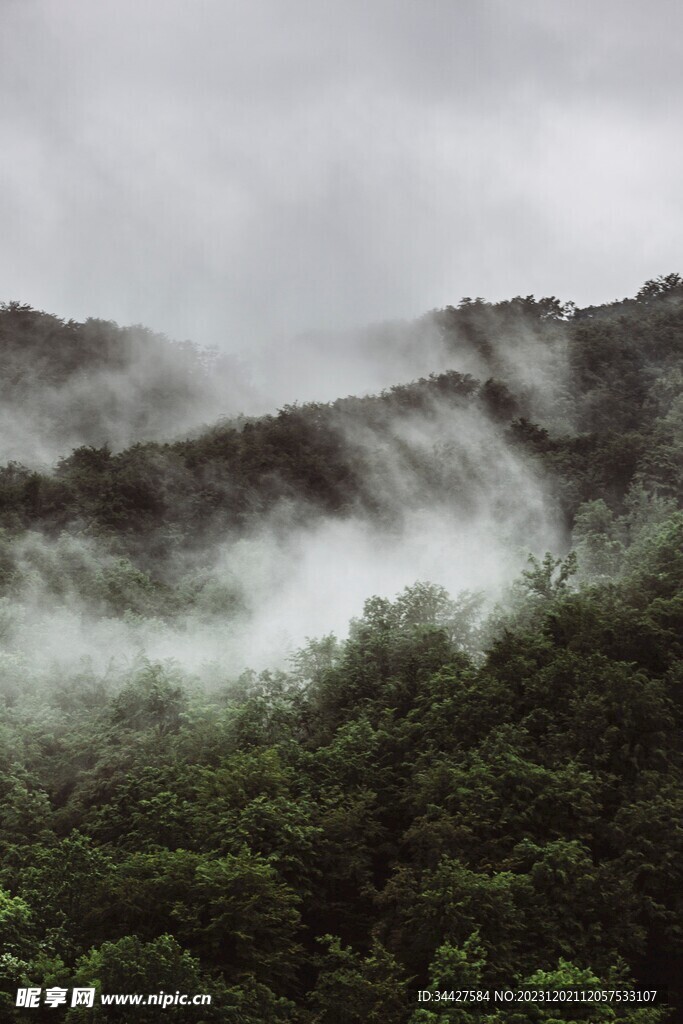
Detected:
[
  {"left": 0, "top": 291, "right": 571, "bottom": 676},
  {"left": 1, "top": 276, "right": 682, "bottom": 1020}
]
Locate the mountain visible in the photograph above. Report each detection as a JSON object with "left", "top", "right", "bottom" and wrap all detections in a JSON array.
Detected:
[{"left": 0, "top": 276, "right": 681, "bottom": 1020}]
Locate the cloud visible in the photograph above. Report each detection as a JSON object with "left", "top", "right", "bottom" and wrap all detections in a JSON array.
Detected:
[{"left": 0, "top": 0, "right": 681, "bottom": 358}]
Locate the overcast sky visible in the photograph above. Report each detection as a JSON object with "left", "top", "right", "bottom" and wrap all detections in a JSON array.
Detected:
[{"left": 1, "top": 0, "right": 681, "bottom": 351}]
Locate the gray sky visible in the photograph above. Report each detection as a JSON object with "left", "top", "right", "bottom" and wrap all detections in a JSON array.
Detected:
[{"left": 1, "top": 0, "right": 681, "bottom": 351}]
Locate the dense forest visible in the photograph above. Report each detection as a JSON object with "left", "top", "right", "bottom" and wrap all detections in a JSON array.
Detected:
[{"left": 0, "top": 276, "right": 682, "bottom": 1021}]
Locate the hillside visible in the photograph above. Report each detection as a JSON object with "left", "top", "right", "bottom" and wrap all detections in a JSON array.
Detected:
[{"left": 0, "top": 277, "right": 681, "bottom": 1021}]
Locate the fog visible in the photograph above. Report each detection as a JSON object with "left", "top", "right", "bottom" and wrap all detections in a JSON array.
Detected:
[
  {"left": 0, "top": 504, "right": 545, "bottom": 685},
  {"left": 249, "top": 306, "right": 569, "bottom": 421},
  {"left": 0, "top": 346, "right": 561, "bottom": 686}
]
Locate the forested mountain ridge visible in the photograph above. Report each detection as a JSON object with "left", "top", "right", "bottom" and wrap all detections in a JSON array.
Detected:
[
  {"left": 3, "top": 275, "right": 683, "bottom": 540},
  {"left": 0, "top": 301, "right": 252, "bottom": 467},
  {"left": 0, "top": 277, "right": 682, "bottom": 1021}
]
